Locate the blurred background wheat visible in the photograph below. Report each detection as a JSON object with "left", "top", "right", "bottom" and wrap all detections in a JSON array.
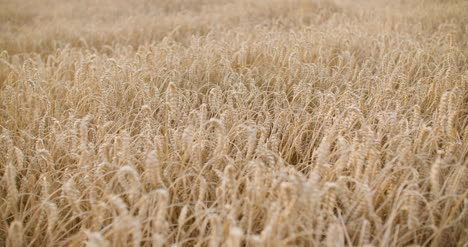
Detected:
[{"left": 0, "top": 0, "right": 467, "bottom": 246}]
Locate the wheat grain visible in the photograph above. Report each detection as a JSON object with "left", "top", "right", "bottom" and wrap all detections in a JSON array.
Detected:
[{"left": 7, "top": 221, "right": 24, "bottom": 247}]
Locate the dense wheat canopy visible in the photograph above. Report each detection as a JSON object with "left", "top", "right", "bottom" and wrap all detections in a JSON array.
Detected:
[{"left": 0, "top": 0, "right": 467, "bottom": 246}]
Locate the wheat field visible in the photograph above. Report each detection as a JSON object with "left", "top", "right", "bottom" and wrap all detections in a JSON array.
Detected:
[{"left": 0, "top": 0, "right": 467, "bottom": 246}]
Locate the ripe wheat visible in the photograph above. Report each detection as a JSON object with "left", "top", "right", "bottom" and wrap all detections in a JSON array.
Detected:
[{"left": 0, "top": 0, "right": 467, "bottom": 246}]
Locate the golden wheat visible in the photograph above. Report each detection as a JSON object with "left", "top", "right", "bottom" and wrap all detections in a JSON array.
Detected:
[{"left": 0, "top": 0, "right": 467, "bottom": 246}]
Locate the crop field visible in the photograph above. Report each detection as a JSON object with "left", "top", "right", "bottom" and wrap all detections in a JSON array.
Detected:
[{"left": 0, "top": 0, "right": 467, "bottom": 246}]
